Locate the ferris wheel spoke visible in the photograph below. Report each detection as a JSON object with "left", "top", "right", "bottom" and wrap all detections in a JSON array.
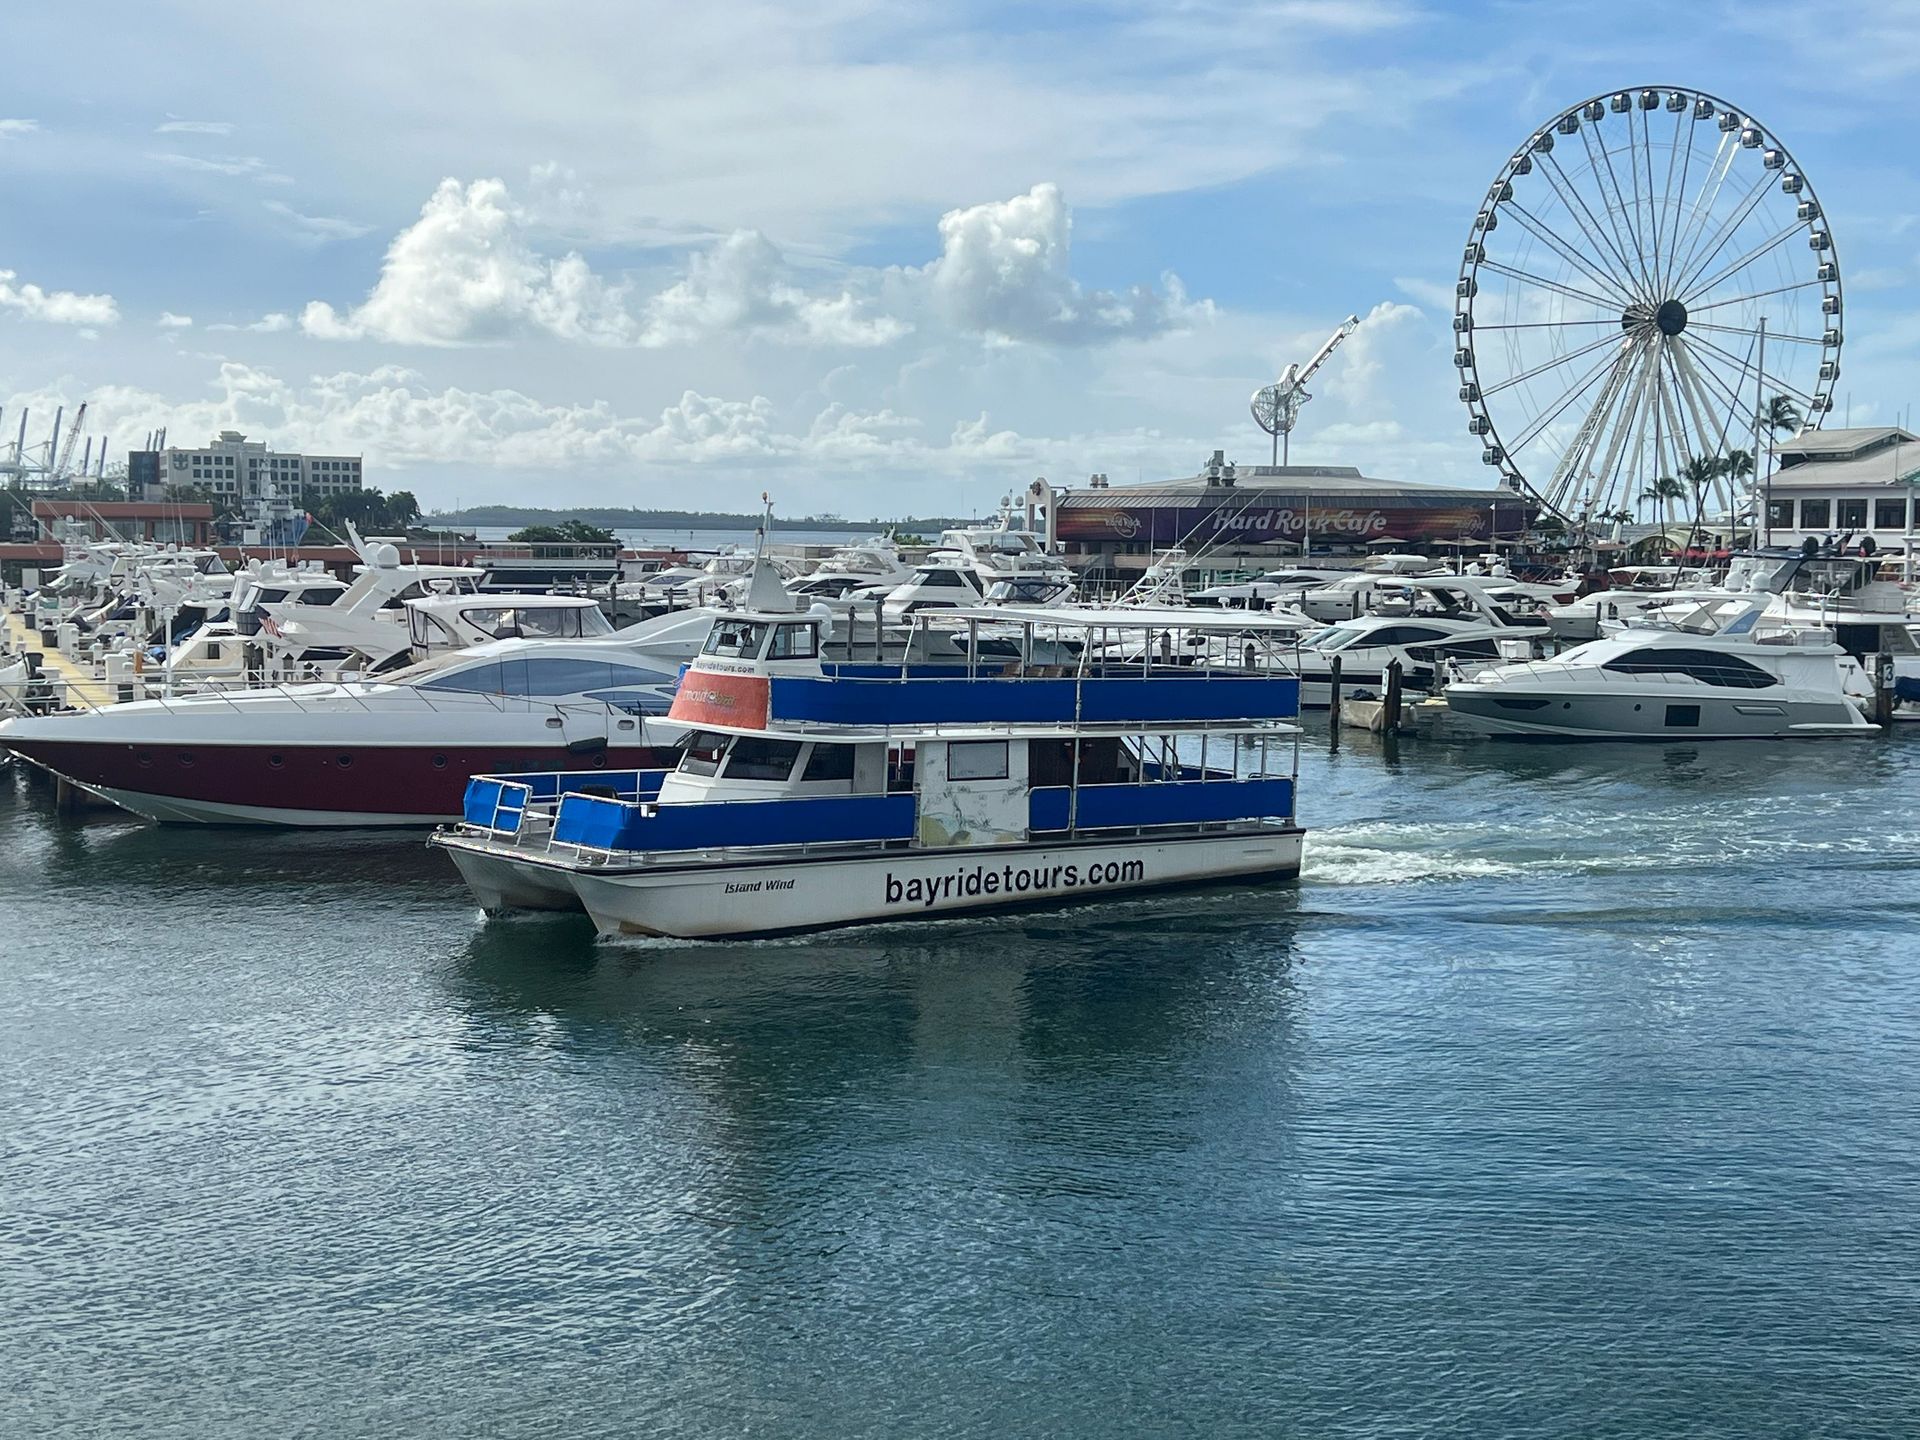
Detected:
[
  {"left": 1684, "top": 331, "right": 1820, "bottom": 406},
  {"left": 1594, "top": 131, "right": 1656, "bottom": 294},
  {"left": 1667, "top": 131, "right": 1742, "bottom": 287},
  {"left": 1674, "top": 336, "right": 1764, "bottom": 441},
  {"left": 1501, "top": 198, "right": 1641, "bottom": 308},
  {"left": 1506, "top": 345, "right": 1629, "bottom": 453},
  {"left": 1580, "top": 337, "right": 1656, "bottom": 512},
  {"left": 1652, "top": 106, "right": 1691, "bottom": 294},
  {"left": 1567, "top": 130, "right": 1652, "bottom": 298},
  {"left": 1686, "top": 278, "right": 1824, "bottom": 313},
  {"left": 1476, "top": 259, "right": 1625, "bottom": 314},
  {"left": 1544, "top": 348, "right": 1640, "bottom": 506},
  {"left": 1541, "top": 142, "right": 1650, "bottom": 299},
  {"left": 1686, "top": 319, "right": 1826, "bottom": 345},
  {"left": 1681, "top": 221, "right": 1810, "bottom": 307},
  {"left": 1478, "top": 329, "right": 1624, "bottom": 398},
  {"left": 1669, "top": 172, "right": 1780, "bottom": 299},
  {"left": 1474, "top": 318, "right": 1624, "bottom": 330}
]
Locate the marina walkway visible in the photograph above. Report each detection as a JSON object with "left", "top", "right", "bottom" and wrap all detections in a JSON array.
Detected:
[{"left": 4, "top": 607, "right": 114, "bottom": 709}]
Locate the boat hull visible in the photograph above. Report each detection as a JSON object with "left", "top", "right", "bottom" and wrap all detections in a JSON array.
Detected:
[
  {"left": 4, "top": 738, "right": 678, "bottom": 826},
  {"left": 1443, "top": 687, "right": 1873, "bottom": 739},
  {"left": 451, "top": 827, "right": 1305, "bottom": 938}
]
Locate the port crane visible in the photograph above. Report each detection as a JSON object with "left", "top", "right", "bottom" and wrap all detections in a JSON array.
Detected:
[{"left": 1251, "top": 314, "right": 1360, "bottom": 466}]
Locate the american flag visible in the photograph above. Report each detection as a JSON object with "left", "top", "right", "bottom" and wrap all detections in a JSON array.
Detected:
[{"left": 260, "top": 613, "right": 284, "bottom": 639}]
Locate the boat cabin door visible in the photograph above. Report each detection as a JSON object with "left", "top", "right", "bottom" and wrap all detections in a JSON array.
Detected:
[{"left": 914, "top": 738, "right": 1028, "bottom": 846}]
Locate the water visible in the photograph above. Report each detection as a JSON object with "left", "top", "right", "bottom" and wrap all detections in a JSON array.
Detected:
[{"left": 4, "top": 730, "right": 1919, "bottom": 1437}]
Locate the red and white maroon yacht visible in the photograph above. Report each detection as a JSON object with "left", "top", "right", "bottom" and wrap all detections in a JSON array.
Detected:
[{"left": 0, "top": 636, "right": 688, "bottom": 826}]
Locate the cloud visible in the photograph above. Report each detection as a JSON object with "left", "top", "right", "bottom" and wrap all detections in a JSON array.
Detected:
[
  {"left": 927, "top": 183, "right": 1209, "bottom": 345},
  {"left": 0, "top": 269, "right": 120, "bottom": 327},
  {"left": 639, "top": 230, "right": 907, "bottom": 348},
  {"left": 157, "top": 312, "right": 193, "bottom": 329},
  {"left": 300, "top": 177, "right": 640, "bottom": 346},
  {"left": 156, "top": 119, "right": 234, "bottom": 135},
  {"left": 262, "top": 198, "right": 373, "bottom": 243},
  {"left": 151, "top": 151, "right": 290, "bottom": 183},
  {"left": 0, "top": 119, "right": 37, "bottom": 140},
  {"left": 208, "top": 312, "right": 294, "bottom": 333}
]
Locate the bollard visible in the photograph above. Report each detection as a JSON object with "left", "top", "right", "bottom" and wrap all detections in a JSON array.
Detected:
[
  {"left": 1384, "top": 659, "right": 1404, "bottom": 734},
  {"left": 1873, "top": 652, "right": 1894, "bottom": 729},
  {"left": 1328, "top": 653, "right": 1343, "bottom": 750}
]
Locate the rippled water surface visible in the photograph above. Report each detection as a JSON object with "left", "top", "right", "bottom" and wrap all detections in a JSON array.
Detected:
[{"left": 4, "top": 729, "right": 1919, "bottom": 1438}]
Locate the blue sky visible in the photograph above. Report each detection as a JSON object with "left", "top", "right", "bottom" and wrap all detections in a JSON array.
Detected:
[{"left": 1, "top": 0, "right": 1914, "bottom": 516}]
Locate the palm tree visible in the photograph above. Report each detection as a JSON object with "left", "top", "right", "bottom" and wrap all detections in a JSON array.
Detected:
[
  {"left": 1761, "top": 394, "right": 1802, "bottom": 437},
  {"left": 1640, "top": 475, "right": 1685, "bottom": 531},
  {"left": 1681, "top": 454, "right": 1722, "bottom": 544}
]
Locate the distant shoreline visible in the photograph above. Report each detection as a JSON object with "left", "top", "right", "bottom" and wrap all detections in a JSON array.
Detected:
[{"left": 426, "top": 507, "right": 981, "bottom": 531}]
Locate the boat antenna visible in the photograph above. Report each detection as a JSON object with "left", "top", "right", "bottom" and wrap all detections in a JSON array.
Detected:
[{"left": 754, "top": 492, "right": 772, "bottom": 561}]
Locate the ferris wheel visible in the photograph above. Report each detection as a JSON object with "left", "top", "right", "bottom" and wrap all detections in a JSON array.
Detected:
[{"left": 1456, "top": 87, "right": 1841, "bottom": 523}]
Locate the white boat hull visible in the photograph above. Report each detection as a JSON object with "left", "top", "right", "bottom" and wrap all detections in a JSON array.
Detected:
[{"left": 444, "top": 828, "right": 1303, "bottom": 938}]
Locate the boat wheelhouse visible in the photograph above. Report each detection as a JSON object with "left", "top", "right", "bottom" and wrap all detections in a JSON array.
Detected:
[{"left": 432, "top": 606, "right": 1305, "bottom": 938}]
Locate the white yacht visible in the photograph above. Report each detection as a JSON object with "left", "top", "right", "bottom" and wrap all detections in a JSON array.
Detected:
[
  {"left": 1292, "top": 580, "right": 1548, "bottom": 708},
  {"left": 882, "top": 521, "right": 1074, "bottom": 619},
  {"left": 1444, "top": 601, "right": 1877, "bottom": 739}
]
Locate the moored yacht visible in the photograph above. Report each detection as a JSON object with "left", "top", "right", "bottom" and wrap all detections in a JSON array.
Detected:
[{"left": 1443, "top": 601, "right": 1877, "bottom": 739}]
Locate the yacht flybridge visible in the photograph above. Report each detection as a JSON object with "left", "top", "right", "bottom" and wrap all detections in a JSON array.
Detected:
[{"left": 432, "top": 605, "right": 1305, "bottom": 938}]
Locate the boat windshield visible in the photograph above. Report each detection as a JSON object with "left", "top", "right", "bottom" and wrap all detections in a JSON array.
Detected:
[
  {"left": 1303, "top": 625, "right": 1365, "bottom": 650},
  {"left": 703, "top": 619, "right": 769, "bottom": 657}
]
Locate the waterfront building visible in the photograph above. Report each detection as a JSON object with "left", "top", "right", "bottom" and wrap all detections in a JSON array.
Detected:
[
  {"left": 1761, "top": 427, "right": 1920, "bottom": 550},
  {"left": 131, "top": 431, "right": 364, "bottom": 505},
  {"left": 1028, "top": 452, "right": 1532, "bottom": 580}
]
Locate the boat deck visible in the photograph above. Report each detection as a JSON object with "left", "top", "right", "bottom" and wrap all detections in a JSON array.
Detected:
[{"left": 4, "top": 608, "right": 115, "bottom": 709}]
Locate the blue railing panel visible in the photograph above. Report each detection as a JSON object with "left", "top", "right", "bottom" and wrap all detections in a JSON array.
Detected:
[
  {"left": 1027, "top": 777, "right": 1295, "bottom": 832},
  {"left": 468, "top": 768, "right": 671, "bottom": 805},
  {"left": 553, "top": 792, "right": 917, "bottom": 853},
  {"left": 463, "top": 777, "right": 529, "bottom": 833},
  {"left": 767, "top": 673, "right": 1300, "bottom": 727}
]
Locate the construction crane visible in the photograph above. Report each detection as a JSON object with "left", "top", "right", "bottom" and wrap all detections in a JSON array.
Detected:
[
  {"left": 53, "top": 402, "right": 87, "bottom": 481},
  {"left": 1250, "top": 314, "right": 1360, "bottom": 466}
]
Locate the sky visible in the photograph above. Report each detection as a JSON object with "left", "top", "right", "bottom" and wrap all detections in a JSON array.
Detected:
[{"left": 1, "top": 0, "right": 1916, "bottom": 518}]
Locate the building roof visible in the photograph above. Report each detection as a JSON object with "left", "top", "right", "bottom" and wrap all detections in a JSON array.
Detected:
[
  {"left": 1775, "top": 426, "right": 1919, "bottom": 461},
  {"left": 30, "top": 499, "right": 214, "bottom": 517},
  {"left": 1765, "top": 436, "right": 1920, "bottom": 492}
]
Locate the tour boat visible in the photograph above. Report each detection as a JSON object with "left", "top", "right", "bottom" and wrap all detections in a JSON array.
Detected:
[
  {"left": 1443, "top": 600, "right": 1878, "bottom": 739},
  {"left": 432, "top": 605, "right": 1304, "bottom": 938}
]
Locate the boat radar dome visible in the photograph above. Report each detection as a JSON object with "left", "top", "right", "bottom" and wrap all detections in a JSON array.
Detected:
[{"left": 369, "top": 541, "right": 402, "bottom": 569}]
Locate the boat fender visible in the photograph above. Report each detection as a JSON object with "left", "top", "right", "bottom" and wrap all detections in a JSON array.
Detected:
[{"left": 565, "top": 736, "right": 609, "bottom": 756}]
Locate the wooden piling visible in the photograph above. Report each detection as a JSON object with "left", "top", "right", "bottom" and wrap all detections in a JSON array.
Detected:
[{"left": 1384, "top": 659, "right": 1404, "bottom": 734}]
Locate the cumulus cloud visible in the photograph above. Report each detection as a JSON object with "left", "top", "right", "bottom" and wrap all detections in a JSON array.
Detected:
[
  {"left": 927, "top": 183, "right": 1210, "bottom": 345},
  {"left": 639, "top": 230, "right": 907, "bottom": 348},
  {"left": 0, "top": 269, "right": 120, "bottom": 327},
  {"left": 157, "top": 312, "right": 193, "bottom": 329},
  {"left": 0, "top": 119, "right": 38, "bottom": 140},
  {"left": 300, "top": 177, "right": 640, "bottom": 346}
]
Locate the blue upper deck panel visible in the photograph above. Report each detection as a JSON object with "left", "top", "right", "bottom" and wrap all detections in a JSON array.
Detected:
[{"left": 767, "top": 670, "right": 1301, "bottom": 729}]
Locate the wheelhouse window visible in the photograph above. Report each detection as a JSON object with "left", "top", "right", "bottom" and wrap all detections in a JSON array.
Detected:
[
  {"left": 947, "top": 740, "right": 1010, "bottom": 781},
  {"left": 1601, "top": 647, "right": 1779, "bottom": 689},
  {"left": 703, "top": 619, "right": 769, "bottom": 658},
  {"left": 767, "top": 622, "right": 818, "bottom": 659},
  {"left": 1876, "top": 497, "right": 1909, "bottom": 531},
  {"left": 1799, "top": 498, "right": 1831, "bottom": 529},
  {"left": 679, "top": 731, "right": 728, "bottom": 776},
  {"left": 800, "top": 743, "right": 856, "bottom": 781},
  {"left": 724, "top": 736, "right": 803, "bottom": 781}
]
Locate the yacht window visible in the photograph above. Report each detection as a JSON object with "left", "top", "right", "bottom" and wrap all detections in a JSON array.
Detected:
[
  {"left": 297, "top": 588, "right": 345, "bottom": 606},
  {"left": 1426, "top": 637, "right": 1500, "bottom": 659},
  {"left": 418, "top": 661, "right": 508, "bottom": 694},
  {"left": 768, "top": 623, "right": 818, "bottom": 660},
  {"left": 1303, "top": 625, "right": 1364, "bottom": 650},
  {"left": 1876, "top": 498, "right": 1909, "bottom": 531},
  {"left": 511, "top": 659, "right": 659, "bottom": 695},
  {"left": 460, "top": 606, "right": 578, "bottom": 639},
  {"left": 724, "top": 737, "right": 803, "bottom": 781},
  {"left": 801, "top": 743, "right": 856, "bottom": 781},
  {"left": 1365, "top": 625, "right": 1453, "bottom": 647},
  {"left": 1799, "top": 498, "right": 1831, "bottom": 529},
  {"left": 919, "top": 570, "right": 969, "bottom": 588},
  {"left": 1601, "top": 648, "right": 1779, "bottom": 689},
  {"left": 948, "top": 740, "right": 1009, "bottom": 781},
  {"left": 703, "top": 619, "right": 769, "bottom": 657},
  {"left": 680, "top": 731, "right": 727, "bottom": 776}
]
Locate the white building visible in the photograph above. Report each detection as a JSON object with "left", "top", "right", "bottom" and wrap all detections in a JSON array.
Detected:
[
  {"left": 1762, "top": 426, "right": 1920, "bottom": 550},
  {"left": 156, "top": 431, "right": 363, "bottom": 505}
]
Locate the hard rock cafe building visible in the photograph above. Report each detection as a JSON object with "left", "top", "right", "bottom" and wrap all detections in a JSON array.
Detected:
[{"left": 1027, "top": 452, "right": 1535, "bottom": 579}]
